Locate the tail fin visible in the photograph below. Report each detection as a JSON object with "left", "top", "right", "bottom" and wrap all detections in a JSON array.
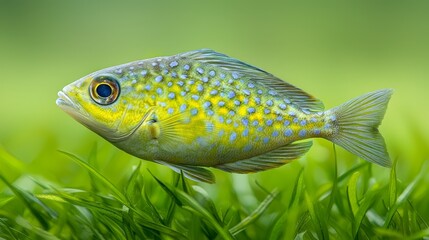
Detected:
[{"left": 328, "top": 89, "right": 393, "bottom": 167}]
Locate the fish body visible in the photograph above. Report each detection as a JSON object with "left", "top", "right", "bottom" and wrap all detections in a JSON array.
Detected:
[{"left": 57, "top": 49, "right": 392, "bottom": 183}]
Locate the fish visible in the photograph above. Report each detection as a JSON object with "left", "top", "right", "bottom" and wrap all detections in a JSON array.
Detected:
[{"left": 56, "top": 49, "right": 392, "bottom": 183}]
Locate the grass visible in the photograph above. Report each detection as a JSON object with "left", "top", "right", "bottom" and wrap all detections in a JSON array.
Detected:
[{"left": 1, "top": 142, "right": 429, "bottom": 239}]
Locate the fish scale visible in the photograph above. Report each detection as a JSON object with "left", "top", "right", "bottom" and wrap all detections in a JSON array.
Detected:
[{"left": 57, "top": 49, "right": 392, "bottom": 183}]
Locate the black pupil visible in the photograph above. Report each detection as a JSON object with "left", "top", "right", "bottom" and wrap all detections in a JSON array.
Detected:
[{"left": 96, "top": 84, "right": 112, "bottom": 97}]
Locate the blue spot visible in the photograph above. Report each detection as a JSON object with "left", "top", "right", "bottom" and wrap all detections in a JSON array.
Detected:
[
  {"left": 169, "top": 61, "right": 178, "bottom": 68},
  {"left": 155, "top": 76, "right": 163, "bottom": 82},
  {"left": 207, "top": 110, "right": 214, "bottom": 116},
  {"left": 210, "top": 89, "right": 218, "bottom": 95},
  {"left": 279, "top": 103, "right": 287, "bottom": 110},
  {"left": 168, "top": 92, "right": 175, "bottom": 99},
  {"left": 159, "top": 102, "right": 167, "bottom": 107},
  {"left": 167, "top": 108, "right": 174, "bottom": 114},
  {"left": 218, "top": 101, "right": 225, "bottom": 107},
  {"left": 220, "top": 73, "right": 226, "bottom": 79},
  {"left": 242, "top": 128, "right": 249, "bottom": 137},
  {"left": 248, "top": 107, "right": 256, "bottom": 114},
  {"left": 257, "top": 127, "right": 263, "bottom": 132},
  {"left": 268, "top": 90, "right": 277, "bottom": 96},
  {"left": 167, "top": 82, "right": 173, "bottom": 87},
  {"left": 243, "top": 98, "right": 249, "bottom": 104},
  {"left": 272, "top": 131, "right": 279, "bottom": 137},
  {"left": 234, "top": 122, "right": 239, "bottom": 127},
  {"left": 141, "top": 70, "right": 148, "bottom": 76},
  {"left": 191, "top": 95, "right": 200, "bottom": 100},
  {"left": 284, "top": 129, "right": 293, "bottom": 137},
  {"left": 263, "top": 137, "right": 269, "bottom": 144},
  {"left": 184, "top": 64, "right": 190, "bottom": 70},
  {"left": 228, "top": 79, "right": 234, "bottom": 84},
  {"left": 196, "top": 67, "right": 204, "bottom": 74},
  {"left": 180, "top": 91, "right": 187, "bottom": 96},
  {"left": 293, "top": 118, "right": 299, "bottom": 123},
  {"left": 191, "top": 108, "right": 198, "bottom": 116},
  {"left": 180, "top": 74, "right": 188, "bottom": 79},
  {"left": 162, "top": 69, "right": 169, "bottom": 75},
  {"left": 289, "top": 111, "right": 296, "bottom": 116},
  {"left": 202, "top": 77, "right": 209, "bottom": 82},
  {"left": 257, "top": 89, "right": 263, "bottom": 94},
  {"left": 156, "top": 88, "right": 163, "bottom": 95},
  {"left": 284, "top": 98, "right": 291, "bottom": 104},
  {"left": 214, "top": 80, "right": 220, "bottom": 86},
  {"left": 248, "top": 83, "right": 255, "bottom": 88},
  {"left": 203, "top": 101, "right": 211, "bottom": 108},
  {"left": 234, "top": 100, "right": 241, "bottom": 106},
  {"left": 209, "top": 70, "right": 216, "bottom": 77},
  {"left": 300, "top": 120, "right": 307, "bottom": 126},
  {"left": 266, "top": 119, "right": 273, "bottom": 126},
  {"left": 230, "top": 132, "right": 237, "bottom": 142},
  {"left": 219, "top": 116, "right": 224, "bottom": 123},
  {"left": 152, "top": 62, "right": 158, "bottom": 67},
  {"left": 171, "top": 72, "right": 177, "bottom": 78},
  {"left": 314, "top": 129, "right": 321, "bottom": 135},
  {"left": 180, "top": 104, "right": 187, "bottom": 112},
  {"left": 144, "top": 85, "right": 151, "bottom": 90},
  {"left": 228, "top": 110, "right": 235, "bottom": 116},
  {"left": 241, "top": 118, "right": 249, "bottom": 126},
  {"left": 218, "top": 130, "right": 224, "bottom": 137},
  {"left": 299, "top": 130, "right": 307, "bottom": 137},
  {"left": 255, "top": 97, "right": 261, "bottom": 104},
  {"left": 264, "top": 109, "right": 271, "bottom": 114},
  {"left": 243, "top": 89, "right": 251, "bottom": 96},
  {"left": 303, "top": 109, "right": 311, "bottom": 115},
  {"left": 325, "top": 123, "right": 331, "bottom": 129},
  {"left": 228, "top": 91, "right": 236, "bottom": 99},
  {"left": 310, "top": 117, "right": 317, "bottom": 123},
  {"left": 266, "top": 100, "right": 273, "bottom": 106},
  {"left": 197, "top": 84, "right": 204, "bottom": 92},
  {"left": 226, "top": 119, "right": 232, "bottom": 124},
  {"left": 177, "top": 81, "right": 184, "bottom": 86},
  {"left": 330, "top": 115, "right": 337, "bottom": 121},
  {"left": 284, "top": 120, "right": 290, "bottom": 126},
  {"left": 252, "top": 120, "right": 259, "bottom": 126},
  {"left": 276, "top": 116, "right": 283, "bottom": 121},
  {"left": 244, "top": 144, "right": 252, "bottom": 151},
  {"left": 232, "top": 72, "right": 239, "bottom": 79}
]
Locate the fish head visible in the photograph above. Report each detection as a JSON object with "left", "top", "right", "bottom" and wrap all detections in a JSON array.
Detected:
[{"left": 56, "top": 68, "right": 150, "bottom": 143}]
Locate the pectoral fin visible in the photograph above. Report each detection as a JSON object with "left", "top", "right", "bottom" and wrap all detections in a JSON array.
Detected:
[
  {"left": 155, "top": 111, "right": 213, "bottom": 152},
  {"left": 215, "top": 141, "right": 312, "bottom": 173},
  {"left": 155, "top": 160, "right": 216, "bottom": 184}
]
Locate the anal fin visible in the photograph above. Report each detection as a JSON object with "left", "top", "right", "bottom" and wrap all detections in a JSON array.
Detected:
[
  {"left": 215, "top": 141, "right": 313, "bottom": 173},
  {"left": 155, "top": 160, "right": 216, "bottom": 184}
]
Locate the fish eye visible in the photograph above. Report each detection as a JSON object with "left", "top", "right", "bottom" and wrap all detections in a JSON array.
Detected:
[{"left": 89, "top": 75, "right": 120, "bottom": 105}]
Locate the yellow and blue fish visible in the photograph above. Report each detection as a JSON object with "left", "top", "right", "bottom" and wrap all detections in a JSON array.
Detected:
[{"left": 57, "top": 49, "right": 392, "bottom": 183}]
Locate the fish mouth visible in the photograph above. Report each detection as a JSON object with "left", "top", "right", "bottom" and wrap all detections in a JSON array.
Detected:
[{"left": 56, "top": 91, "right": 89, "bottom": 118}]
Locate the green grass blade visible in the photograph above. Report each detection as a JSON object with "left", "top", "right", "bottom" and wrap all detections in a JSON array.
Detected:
[
  {"left": 229, "top": 189, "right": 279, "bottom": 236},
  {"left": 0, "top": 175, "right": 57, "bottom": 230},
  {"left": 352, "top": 187, "right": 383, "bottom": 238},
  {"left": 148, "top": 170, "right": 183, "bottom": 206},
  {"left": 347, "top": 171, "right": 361, "bottom": 216},
  {"left": 389, "top": 157, "right": 398, "bottom": 207},
  {"left": 59, "top": 150, "right": 127, "bottom": 204},
  {"left": 384, "top": 162, "right": 428, "bottom": 228},
  {"left": 327, "top": 144, "right": 338, "bottom": 220},
  {"left": 305, "top": 191, "right": 329, "bottom": 239}
]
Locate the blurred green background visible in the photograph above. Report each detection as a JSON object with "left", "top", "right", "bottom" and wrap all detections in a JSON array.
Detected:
[{"left": 0, "top": 0, "right": 428, "bottom": 194}]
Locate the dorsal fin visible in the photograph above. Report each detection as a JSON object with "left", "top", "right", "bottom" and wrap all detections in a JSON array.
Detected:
[
  {"left": 214, "top": 141, "right": 313, "bottom": 173},
  {"left": 179, "top": 49, "right": 324, "bottom": 112}
]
